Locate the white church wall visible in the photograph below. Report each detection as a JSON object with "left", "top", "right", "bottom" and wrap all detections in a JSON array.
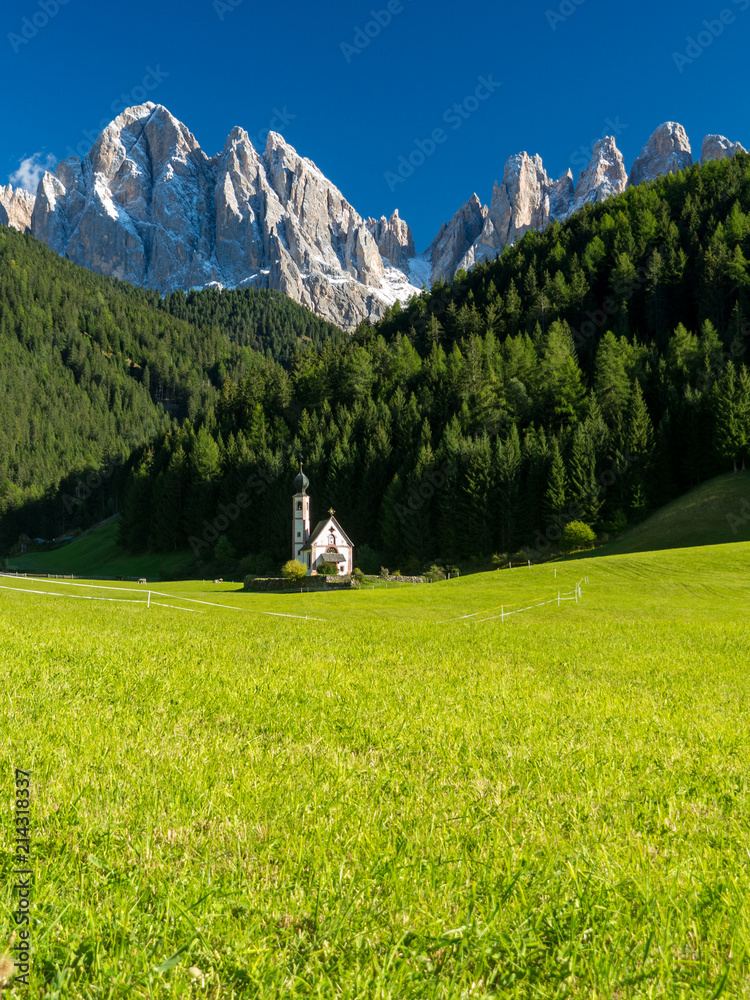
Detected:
[
  {"left": 310, "top": 518, "right": 353, "bottom": 576},
  {"left": 292, "top": 473, "right": 354, "bottom": 576}
]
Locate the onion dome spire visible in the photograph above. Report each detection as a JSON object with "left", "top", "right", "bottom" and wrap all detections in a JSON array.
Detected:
[{"left": 293, "top": 462, "right": 309, "bottom": 495}]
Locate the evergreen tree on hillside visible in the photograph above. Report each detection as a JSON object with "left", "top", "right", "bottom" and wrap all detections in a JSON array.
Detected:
[
  {"left": 543, "top": 439, "right": 568, "bottom": 528},
  {"left": 625, "top": 380, "right": 656, "bottom": 513},
  {"left": 739, "top": 366, "right": 750, "bottom": 469},
  {"left": 496, "top": 425, "right": 522, "bottom": 551},
  {"left": 117, "top": 451, "right": 154, "bottom": 553},
  {"left": 541, "top": 321, "right": 586, "bottom": 427},
  {"left": 569, "top": 423, "right": 603, "bottom": 526},
  {"left": 185, "top": 428, "right": 221, "bottom": 541},
  {"left": 150, "top": 443, "right": 188, "bottom": 551},
  {"left": 594, "top": 333, "right": 631, "bottom": 423},
  {"left": 714, "top": 364, "right": 748, "bottom": 472}
]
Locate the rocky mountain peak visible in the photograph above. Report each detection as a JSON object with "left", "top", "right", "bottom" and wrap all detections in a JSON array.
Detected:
[
  {"left": 550, "top": 169, "right": 575, "bottom": 219},
  {"left": 428, "top": 194, "right": 488, "bottom": 283},
  {"left": 701, "top": 134, "right": 747, "bottom": 164},
  {"left": 629, "top": 122, "right": 693, "bottom": 187},
  {"left": 489, "top": 152, "right": 574, "bottom": 247},
  {"left": 573, "top": 136, "right": 627, "bottom": 212},
  {"left": 26, "top": 103, "right": 422, "bottom": 329},
  {"left": 226, "top": 124, "right": 250, "bottom": 142},
  {"left": 366, "top": 209, "right": 416, "bottom": 268},
  {"left": 0, "top": 184, "right": 35, "bottom": 232},
  {"left": 2, "top": 111, "right": 746, "bottom": 329}
]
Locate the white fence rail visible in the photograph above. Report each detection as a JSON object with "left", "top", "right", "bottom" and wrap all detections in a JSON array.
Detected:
[
  {"left": 0, "top": 574, "right": 325, "bottom": 622},
  {"left": 439, "top": 579, "right": 586, "bottom": 625}
]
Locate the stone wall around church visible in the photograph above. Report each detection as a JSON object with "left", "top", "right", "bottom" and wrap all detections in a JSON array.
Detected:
[{"left": 243, "top": 576, "right": 356, "bottom": 592}]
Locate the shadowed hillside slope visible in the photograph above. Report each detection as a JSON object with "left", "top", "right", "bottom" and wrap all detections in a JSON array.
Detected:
[{"left": 599, "top": 470, "right": 750, "bottom": 555}]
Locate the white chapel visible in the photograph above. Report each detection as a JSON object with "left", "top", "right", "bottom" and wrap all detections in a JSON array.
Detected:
[{"left": 292, "top": 465, "right": 354, "bottom": 576}]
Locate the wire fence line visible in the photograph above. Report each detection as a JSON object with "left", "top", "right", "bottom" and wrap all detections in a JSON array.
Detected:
[
  {"left": 0, "top": 583, "right": 146, "bottom": 605},
  {"left": 438, "top": 578, "right": 587, "bottom": 625},
  {"left": 0, "top": 574, "right": 327, "bottom": 623},
  {"left": 0, "top": 579, "right": 203, "bottom": 614},
  {"left": 1, "top": 574, "right": 145, "bottom": 594},
  {"left": 0, "top": 572, "right": 592, "bottom": 628}
]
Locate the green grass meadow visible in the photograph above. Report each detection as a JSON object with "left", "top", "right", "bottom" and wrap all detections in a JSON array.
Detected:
[
  {"left": 1, "top": 539, "right": 750, "bottom": 998},
  {"left": 4, "top": 521, "right": 192, "bottom": 581},
  {"left": 600, "top": 470, "right": 750, "bottom": 555}
]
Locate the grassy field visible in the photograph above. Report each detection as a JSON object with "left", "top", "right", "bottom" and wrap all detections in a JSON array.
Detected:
[
  {"left": 1, "top": 540, "right": 750, "bottom": 998},
  {"left": 4, "top": 520, "right": 192, "bottom": 580},
  {"left": 600, "top": 470, "right": 750, "bottom": 556}
]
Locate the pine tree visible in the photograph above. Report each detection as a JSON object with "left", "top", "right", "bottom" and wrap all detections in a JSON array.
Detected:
[
  {"left": 713, "top": 364, "right": 747, "bottom": 472},
  {"left": 118, "top": 449, "right": 154, "bottom": 552},
  {"left": 594, "top": 333, "right": 631, "bottom": 422},
  {"left": 739, "top": 366, "right": 750, "bottom": 469},
  {"left": 496, "top": 425, "right": 522, "bottom": 550},
  {"left": 645, "top": 249, "right": 666, "bottom": 341},
  {"left": 543, "top": 438, "right": 568, "bottom": 529},
  {"left": 569, "top": 423, "right": 602, "bottom": 525},
  {"left": 380, "top": 474, "right": 406, "bottom": 563},
  {"left": 150, "top": 443, "right": 188, "bottom": 551},
  {"left": 520, "top": 426, "right": 549, "bottom": 542},
  {"left": 457, "top": 436, "right": 493, "bottom": 559},
  {"left": 401, "top": 423, "right": 437, "bottom": 564},
  {"left": 504, "top": 279, "right": 522, "bottom": 336},
  {"left": 185, "top": 427, "right": 221, "bottom": 539},
  {"left": 625, "top": 380, "right": 655, "bottom": 513},
  {"left": 542, "top": 321, "right": 586, "bottom": 427}
]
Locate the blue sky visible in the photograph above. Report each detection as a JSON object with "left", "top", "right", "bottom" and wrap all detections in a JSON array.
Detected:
[{"left": 2, "top": 0, "right": 748, "bottom": 250}]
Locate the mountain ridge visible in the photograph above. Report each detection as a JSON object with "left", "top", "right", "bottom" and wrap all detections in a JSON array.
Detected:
[{"left": 1, "top": 107, "right": 745, "bottom": 329}]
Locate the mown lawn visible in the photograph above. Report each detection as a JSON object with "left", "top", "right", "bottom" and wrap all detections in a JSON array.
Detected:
[{"left": 1, "top": 544, "right": 749, "bottom": 998}]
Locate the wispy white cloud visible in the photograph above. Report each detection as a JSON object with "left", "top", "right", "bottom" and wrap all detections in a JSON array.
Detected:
[{"left": 9, "top": 152, "right": 57, "bottom": 193}]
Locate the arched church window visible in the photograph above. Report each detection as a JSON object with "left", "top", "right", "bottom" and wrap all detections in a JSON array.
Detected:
[
  {"left": 296, "top": 501, "right": 302, "bottom": 511},
  {"left": 326, "top": 546, "right": 339, "bottom": 553},
  {"left": 328, "top": 534, "right": 336, "bottom": 545}
]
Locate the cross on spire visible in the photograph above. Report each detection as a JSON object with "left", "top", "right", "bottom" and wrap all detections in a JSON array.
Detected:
[{"left": 329, "top": 507, "right": 336, "bottom": 517}]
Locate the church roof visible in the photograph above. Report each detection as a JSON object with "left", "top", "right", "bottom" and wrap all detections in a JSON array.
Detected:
[
  {"left": 321, "top": 551, "right": 346, "bottom": 563},
  {"left": 309, "top": 515, "right": 354, "bottom": 548}
]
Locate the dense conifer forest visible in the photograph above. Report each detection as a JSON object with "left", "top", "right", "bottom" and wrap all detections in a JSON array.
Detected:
[
  {"left": 2, "top": 152, "right": 749, "bottom": 568},
  {"left": 0, "top": 229, "right": 343, "bottom": 551}
]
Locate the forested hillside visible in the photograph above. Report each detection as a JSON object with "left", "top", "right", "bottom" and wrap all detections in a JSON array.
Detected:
[
  {"left": 0, "top": 228, "right": 344, "bottom": 551},
  {"left": 3, "top": 154, "right": 750, "bottom": 570},
  {"left": 161, "top": 287, "right": 345, "bottom": 364},
  {"left": 116, "top": 153, "right": 750, "bottom": 572}
]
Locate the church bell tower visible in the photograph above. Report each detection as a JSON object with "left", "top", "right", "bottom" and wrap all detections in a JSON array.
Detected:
[{"left": 292, "top": 464, "right": 311, "bottom": 568}]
